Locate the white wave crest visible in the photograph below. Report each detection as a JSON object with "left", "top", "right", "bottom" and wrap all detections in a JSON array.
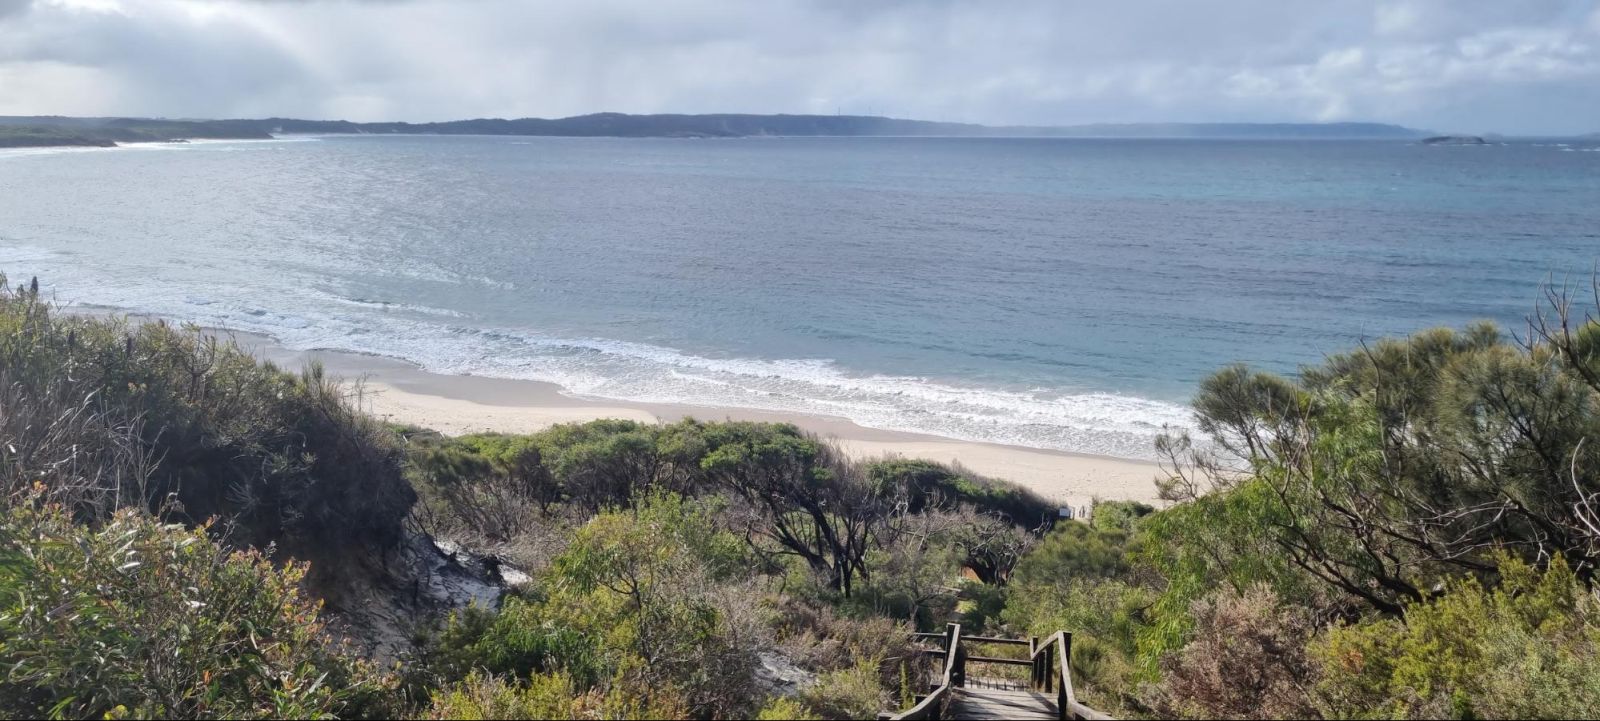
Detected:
[{"left": 1, "top": 241, "right": 1194, "bottom": 460}]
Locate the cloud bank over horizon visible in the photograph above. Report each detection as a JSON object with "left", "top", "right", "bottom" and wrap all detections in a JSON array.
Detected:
[{"left": 1, "top": 0, "right": 1597, "bottom": 134}]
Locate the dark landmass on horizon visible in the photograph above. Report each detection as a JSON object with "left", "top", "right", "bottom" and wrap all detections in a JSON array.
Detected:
[
  {"left": 0, "top": 117, "right": 274, "bottom": 147},
  {"left": 0, "top": 112, "right": 1445, "bottom": 148}
]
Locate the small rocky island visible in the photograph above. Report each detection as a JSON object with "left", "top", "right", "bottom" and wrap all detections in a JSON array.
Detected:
[{"left": 1421, "top": 135, "right": 1489, "bottom": 145}]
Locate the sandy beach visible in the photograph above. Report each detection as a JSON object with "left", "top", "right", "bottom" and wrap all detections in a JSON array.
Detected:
[{"left": 225, "top": 331, "right": 1170, "bottom": 506}]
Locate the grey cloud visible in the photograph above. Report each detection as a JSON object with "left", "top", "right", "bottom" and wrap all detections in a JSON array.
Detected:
[
  {"left": 0, "top": 0, "right": 1596, "bottom": 134},
  {"left": 0, "top": 0, "right": 32, "bottom": 19}
]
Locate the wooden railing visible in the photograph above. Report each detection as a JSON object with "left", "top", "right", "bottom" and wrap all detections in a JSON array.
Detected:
[
  {"left": 885, "top": 625, "right": 1111, "bottom": 721},
  {"left": 1029, "top": 631, "right": 1112, "bottom": 721},
  {"left": 891, "top": 623, "right": 964, "bottom": 720}
]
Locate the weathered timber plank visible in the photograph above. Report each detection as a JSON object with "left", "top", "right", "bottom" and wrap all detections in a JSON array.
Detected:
[{"left": 946, "top": 688, "right": 1057, "bottom": 721}]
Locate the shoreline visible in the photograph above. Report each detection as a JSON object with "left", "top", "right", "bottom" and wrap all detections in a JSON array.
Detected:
[{"left": 215, "top": 328, "right": 1170, "bottom": 505}]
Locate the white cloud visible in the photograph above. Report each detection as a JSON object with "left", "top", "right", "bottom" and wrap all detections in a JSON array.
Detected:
[{"left": 0, "top": 0, "right": 1595, "bottom": 134}]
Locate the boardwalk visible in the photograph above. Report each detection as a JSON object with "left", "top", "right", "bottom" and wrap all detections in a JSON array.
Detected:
[
  {"left": 883, "top": 625, "right": 1111, "bottom": 721},
  {"left": 946, "top": 687, "right": 1057, "bottom": 720}
]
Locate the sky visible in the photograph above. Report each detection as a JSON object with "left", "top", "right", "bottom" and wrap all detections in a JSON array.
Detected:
[{"left": 1, "top": 0, "right": 1598, "bottom": 135}]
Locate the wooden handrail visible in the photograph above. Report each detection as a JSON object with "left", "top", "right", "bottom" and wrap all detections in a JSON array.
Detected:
[
  {"left": 1027, "top": 631, "right": 1112, "bottom": 721},
  {"left": 961, "top": 635, "right": 1032, "bottom": 646},
  {"left": 892, "top": 623, "right": 964, "bottom": 720},
  {"left": 890, "top": 626, "right": 1111, "bottom": 721},
  {"left": 965, "top": 654, "right": 1031, "bottom": 666}
]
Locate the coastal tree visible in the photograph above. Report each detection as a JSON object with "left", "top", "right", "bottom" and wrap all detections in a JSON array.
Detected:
[
  {"left": 694, "top": 421, "right": 886, "bottom": 597},
  {"left": 1156, "top": 284, "right": 1600, "bottom": 616}
]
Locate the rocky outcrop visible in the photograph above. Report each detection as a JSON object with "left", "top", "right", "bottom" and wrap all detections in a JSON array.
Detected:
[
  {"left": 755, "top": 650, "right": 818, "bottom": 698},
  {"left": 312, "top": 531, "right": 523, "bottom": 662}
]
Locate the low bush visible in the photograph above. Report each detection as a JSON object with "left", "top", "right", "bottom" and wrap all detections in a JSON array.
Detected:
[
  {"left": 422, "top": 492, "right": 764, "bottom": 718},
  {"left": 1001, "top": 519, "right": 1154, "bottom": 713},
  {"left": 0, "top": 280, "right": 415, "bottom": 556},
  {"left": 754, "top": 696, "right": 821, "bottom": 720},
  {"left": 770, "top": 598, "right": 912, "bottom": 676},
  {"left": 423, "top": 671, "right": 686, "bottom": 720},
  {"left": 1090, "top": 499, "right": 1155, "bottom": 534},
  {"left": 799, "top": 660, "right": 890, "bottom": 721},
  {"left": 0, "top": 499, "right": 400, "bottom": 719},
  {"left": 863, "top": 458, "right": 1054, "bottom": 527},
  {"left": 1145, "top": 586, "right": 1318, "bottom": 720},
  {"left": 1313, "top": 556, "right": 1600, "bottom": 720}
]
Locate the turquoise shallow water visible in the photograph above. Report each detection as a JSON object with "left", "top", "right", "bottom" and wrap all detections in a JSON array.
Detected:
[{"left": 1, "top": 135, "right": 1597, "bottom": 458}]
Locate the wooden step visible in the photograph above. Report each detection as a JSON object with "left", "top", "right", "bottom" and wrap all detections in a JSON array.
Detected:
[{"left": 946, "top": 687, "right": 1057, "bottom": 721}]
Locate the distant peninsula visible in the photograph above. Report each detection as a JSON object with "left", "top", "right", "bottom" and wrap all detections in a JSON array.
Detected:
[
  {"left": 0, "top": 117, "right": 273, "bottom": 148},
  {"left": 1, "top": 113, "right": 1432, "bottom": 148}
]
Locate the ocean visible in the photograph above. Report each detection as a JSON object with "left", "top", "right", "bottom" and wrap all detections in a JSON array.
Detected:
[{"left": 2, "top": 135, "right": 1597, "bottom": 459}]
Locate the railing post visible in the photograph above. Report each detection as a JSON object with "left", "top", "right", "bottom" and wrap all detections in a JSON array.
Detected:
[
  {"left": 1029, "top": 636, "right": 1040, "bottom": 690},
  {"left": 1058, "top": 633, "right": 1071, "bottom": 721},
  {"left": 947, "top": 622, "right": 964, "bottom": 692}
]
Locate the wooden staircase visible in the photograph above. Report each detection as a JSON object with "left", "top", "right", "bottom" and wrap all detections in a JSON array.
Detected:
[{"left": 882, "top": 624, "right": 1111, "bottom": 721}]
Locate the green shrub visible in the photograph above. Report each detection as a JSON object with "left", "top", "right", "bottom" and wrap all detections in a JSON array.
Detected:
[
  {"left": 1001, "top": 519, "right": 1153, "bottom": 713},
  {"left": 423, "top": 672, "right": 574, "bottom": 720},
  {"left": 1090, "top": 499, "right": 1155, "bottom": 534},
  {"left": 696, "top": 420, "right": 885, "bottom": 597},
  {"left": 755, "top": 696, "right": 821, "bottom": 720},
  {"left": 1313, "top": 556, "right": 1600, "bottom": 720},
  {"left": 770, "top": 596, "right": 913, "bottom": 677},
  {"left": 955, "top": 580, "right": 1007, "bottom": 633},
  {"left": 423, "top": 599, "right": 602, "bottom": 688},
  {"left": 863, "top": 458, "right": 1053, "bottom": 526},
  {"left": 405, "top": 431, "right": 556, "bottom": 544},
  {"left": 422, "top": 492, "right": 762, "bottom": 718},
  {"left": 424, "top": 671, "right": 686, "bottom": 720},
  {"left": 1144, "top": 586, "right": 1318, "bottom": 720},
  {"left": 0, "top": 499, "right": 400, "bottom": 719},
  {"left": 799, "top": 660, "right": 889, "bottom": 721},
  {"left": 1010, "top": 520, "right": 1138, "bottom": 581},
  {"left": 0, "top": 280, "right": 415, "bottom": 556},
  {"left": 1136, "top": 477, "right": 1322, "bottom": 670},
  {"left": 532, "top": 420, "right": 669, "bottom": 511},
  {"left": 1160, "top": 317, "right": 1600, "bottom": 618}
]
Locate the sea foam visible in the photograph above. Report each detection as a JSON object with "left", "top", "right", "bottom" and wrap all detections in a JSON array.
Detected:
[{"left": 1, "top": 239, "right": 1192, "bottom": 460}]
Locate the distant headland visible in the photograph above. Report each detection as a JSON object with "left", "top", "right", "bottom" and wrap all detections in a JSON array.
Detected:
[{"left": 0, "top": 113, "right": 1440, "bottom": 148}]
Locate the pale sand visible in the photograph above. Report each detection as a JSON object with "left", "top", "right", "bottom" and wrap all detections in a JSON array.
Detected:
[{"left": 228, "top": 331, "right": 1170, "bottom": 506}]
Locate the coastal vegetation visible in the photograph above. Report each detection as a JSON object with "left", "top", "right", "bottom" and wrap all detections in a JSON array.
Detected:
[
  {"left": 3, "top": 273, "right": 1600, "bottom": 719},
  {"left": 0, "top": 119, "right": 273, "bottom": 148},
  {"left": 0, "top": 125, "right": 120, "bottom": 148}
]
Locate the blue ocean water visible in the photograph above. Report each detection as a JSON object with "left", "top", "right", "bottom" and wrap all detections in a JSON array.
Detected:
[{"left": 1, "top": 135, "right": 1597, "bottom": 459}]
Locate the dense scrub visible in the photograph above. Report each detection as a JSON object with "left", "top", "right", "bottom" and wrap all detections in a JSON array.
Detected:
[
  {"left": 399, "top": 419, "right": 1041, "bottom": 717},
  {"left": 0, "top": 278, "right": 1038, "bottom": 719},
  {"left": 9, "top": 273, "right": 1600, "bottom": 719},
  {"left": 998, "top": 287, "right": 1600, "bottom": 719},
  {"left": 0, "top": 499, "right": 402, "bottom": 719},
  {"left": 0, "top": 278, "right": 414, "bottom": 555},
  {"left": 403, "top": 417, "right": 1050, "bottom": 598}
]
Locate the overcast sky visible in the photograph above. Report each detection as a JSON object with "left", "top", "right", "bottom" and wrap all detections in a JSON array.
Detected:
[{"left": 1, "top": 0, "right": 1598, "bottom": 134}]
